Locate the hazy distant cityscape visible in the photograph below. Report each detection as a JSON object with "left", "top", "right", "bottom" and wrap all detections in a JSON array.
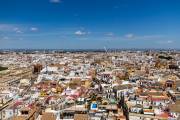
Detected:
[{"left": 0, "top": 50, "right": 180, "bottom": 120}]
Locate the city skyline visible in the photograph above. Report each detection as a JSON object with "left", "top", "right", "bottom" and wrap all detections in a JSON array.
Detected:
[{"left": 0, "top": 0, "right": 180, "bottom": 49}]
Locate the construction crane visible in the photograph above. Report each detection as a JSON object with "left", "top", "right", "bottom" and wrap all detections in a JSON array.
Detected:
[{"left": 104, "top": 46, "right": 108, "bottom": 54}]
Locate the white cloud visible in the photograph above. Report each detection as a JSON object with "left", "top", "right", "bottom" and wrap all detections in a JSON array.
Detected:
[
  {"left": 124, "top": 33, "right": 134, "bottom": 39},
  {"left": 13, "top": 28, "right": 23, "bottom": 33},
  {"left": 106, "top": 32, "right": 114, "bottom": 36},
  {"left": 16, "top": 30, "right": 23, "bottom": 34},
  {"left": 0, "top": 24, "right": 25, "bottom": 33},
  {"left": 139, "top": 35, "right": 164, "bottom": 40},
  {"left": 50, "top": 0, "right": 61, "bottom": 3},
  {"left": 75, "top": 30, "right": 86, "bottom": 36},
  {"left": 0, "top": 24, "right": 15, "bottom": 32},
  {"left": 167, "top": 40, "right": 173, "bottom": 43},
  {"left": 2, "top": 36, "right": 9, "bottom": 40},
  {"left": 30, "top": 27, "right": 38, "bottom": 32},
  {"left": 157, "top": 40, "right": 173, "bottom": 44},
  {"left": 123, "top": 33, "right": 165, "bottom": 41},
  {"left": 13, "top": 27, "right": 19, "bottom": 31}
]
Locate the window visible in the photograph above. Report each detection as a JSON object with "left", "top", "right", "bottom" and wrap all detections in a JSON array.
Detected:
[{"left": 21, "top": 111, "right": 29, "bottom": 115}]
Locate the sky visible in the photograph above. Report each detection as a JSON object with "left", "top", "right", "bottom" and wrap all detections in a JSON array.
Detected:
[{"left": 0, "top": 0, "right": 180, "bottom": 49}]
